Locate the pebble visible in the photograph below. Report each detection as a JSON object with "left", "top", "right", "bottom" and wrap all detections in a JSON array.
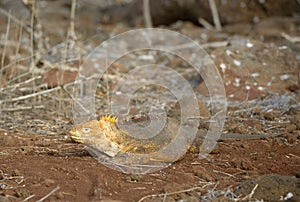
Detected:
[
  {"left": 293, "top": 130, "right": 300, "bottom": 136},
  {"left": 285, "top": 134, "right": 298, "bottom": 144},
  {"left": 12, "top": 169, "right": 22, "bottom": 176},
  {"left": 192, "top": 166, "right": 213, "bottom": 181},
  {"left": 240, "top": 143, "right": 249, "bottom": 149},
  {"left": 15, "top": 188, "right": 31, "bottom": 198},
  {"left": 0, "top": 196, "right": 10, "bottom": 202},
  {"left": 270, "top": 152, "right": 277, "bottom": 158},
  {"left": 56, "top": 191, "right": 64, "bottom": 199},
  {"left": 285, "top": 124, "right": 297, "bottom": 133},
  {"left": 43, "top": 178, "right": 55, "bottom": 187},
  {"left": 295, "top": 169, "right": 300, "bottom": 178}
]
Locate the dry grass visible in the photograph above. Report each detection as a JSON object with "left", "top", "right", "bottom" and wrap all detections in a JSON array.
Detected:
[{"left": 0, "top": 1, "right": 82, "bottom": 136}]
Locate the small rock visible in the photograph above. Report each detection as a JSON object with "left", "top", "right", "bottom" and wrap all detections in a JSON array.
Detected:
[
  {"left": 295, "top": 169, "right": 300, "bottom": 178},
  {"left": 15, "top": 188, "right": 30, "bottom": 198},
  {"left": 12, "top": 169, "right": 22, "bottom": 176},
  {"left": 242, "top": 175, "right": 251, "bottom": 180},
  {"left": 43, "top": 178, "right": 55, "bottom": 187},
  {"left": 240, "top": 143, "right": 249, "bottom": 149},
  {"left": 293, "top": 130, "right": 300, "bottom": 136},
  {"left": 282, "top": 192, "right": 294, "bottom": 201},
  {"left": 192, "top": 166, "right": 213, "bottom": 181},
  {"left": 204, "top": 40, "right": 299, "bottom": 101},
  {"left": 286, "top": 124, "right": 297, "bottom": 133},
  {"left": 270, "top": 152, "right": 277, "bottom": 158},
  {"left": 285, "top": 133, "right": 298, "bottom": 144},
  {"left": 56, "top": 192, "right": 64, "bottom": 199},
  {"left": 235, "top": 174, "right": 299, "bottom": 201},
  {"left": 0, "top": 195, "right": 10, "bottom": 202}
]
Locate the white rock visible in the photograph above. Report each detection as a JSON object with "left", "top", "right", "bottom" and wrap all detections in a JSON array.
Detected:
[
  {"left": 280, "top": 74, "right": 290, "bottom": 81},
  {"left": 246, "top": 42, "right": 254, "bottom": 48},
  {"left": 233, "top": 59, "right": 242, "bottom": 66}
]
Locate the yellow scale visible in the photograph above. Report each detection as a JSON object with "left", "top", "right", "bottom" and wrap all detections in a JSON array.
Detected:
[{"left": 69, "top": 115, "right": 171, "bottom": 159}]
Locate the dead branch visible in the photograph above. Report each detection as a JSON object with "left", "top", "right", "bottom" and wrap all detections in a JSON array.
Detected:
[
  {"left": 143, "top": 0, "right": 153, "bottom": 28},
  {"left": 213, "top": 169, "right": 237, "bottom": 178},
  {"left": 22, "top": 0, "right": 45, "bottom": 67},
  {"left": 21, "top": 194, "right": 35, "bottom": 202},
  {"left": 198, "top": 18, "right": 214, "bottom": 30},
  {"left": 281, "top": 32, "right": 300, "bottom": 43},
  {"left": 0, "top": 86, "right": 61, "bottom": 104},
  {"left": 0, "top": 75, "right": 42, "bottom": 91},
  {"left": 1, "top": 106, "right": 45, "bottom": 112},
  {"left": 138, "top": 186, "right": 203, "bottom": 202},
  {"left": 240, "top": 184, "right": 258, "bottom": 201},
  {"left": 69, "top": 0, "right": 77, "bottom": 41},
  {"left": 1, "top": 9, "right": 11, "bottom": 76},
  {"left": 0, "top": 7, "right": 32, "bottom": 33},
  {"left": 36, "top": 185, "right": 60, "bottom": 202},
  {"left": 208, "top": 0, "right": 222, "bottom": 31}
]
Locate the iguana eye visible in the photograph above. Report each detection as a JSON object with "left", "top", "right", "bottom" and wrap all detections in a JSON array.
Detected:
[{"left": 82, "top": 128, "right": 91, "bottom": 133}]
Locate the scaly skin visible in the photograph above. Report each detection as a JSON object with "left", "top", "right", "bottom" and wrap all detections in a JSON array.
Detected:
[
  {"left": 70, "top": 115, "right": 283, "bottom": 161},
  {"left": 69, "top": 115, "right": 168, "bottom": 157}
]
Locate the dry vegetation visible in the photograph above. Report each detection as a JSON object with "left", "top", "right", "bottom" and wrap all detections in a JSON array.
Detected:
[{"left": 0, "top": 0, "right": 299, "bottom": 201}]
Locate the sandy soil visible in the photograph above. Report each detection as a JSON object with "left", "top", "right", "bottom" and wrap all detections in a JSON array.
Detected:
[{"left": 0, "top": 1, "right": 300, "bottom": 201}]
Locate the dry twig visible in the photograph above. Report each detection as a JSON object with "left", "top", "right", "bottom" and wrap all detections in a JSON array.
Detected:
[
  {"left": 36, "top": 185, "right": 60, "bottom": 202},
  {"left": 1, "top": 9, "right": 11, "bottom": 76},
  {"left": 281, "top": 32, "right": 300, "bottom": 43},
  {"left": 213, "top": 169, "right": 237, "bottom": 178},
  {"left": 143, "top": 0, "right": 153, "bottom": 28},
  {"left": 198, "top": 18, "right": 214, "bottom": 30},
  {"left": 240, "top": 184, "right": 258, "bottom": 201},
  {"left": 0, "top": 7, "right": 31, "bottom": 33},
  {"left": 21, "top": 195, "right": 35, "bottom": 202},
  {"left": 208, "top": 0, "right": 222, "bottom": 31},
  {"left": 0, "top": 86, "right": 61, "bottom": 104},
  {"left": 138, "top": 186, "right": 203, "bottom": 202},
  {"left": 69, "top": 0, "right": 77, "bottom": 41},
  {"left": 1, "top": 105, "right": 45, "bottom": 112}
]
